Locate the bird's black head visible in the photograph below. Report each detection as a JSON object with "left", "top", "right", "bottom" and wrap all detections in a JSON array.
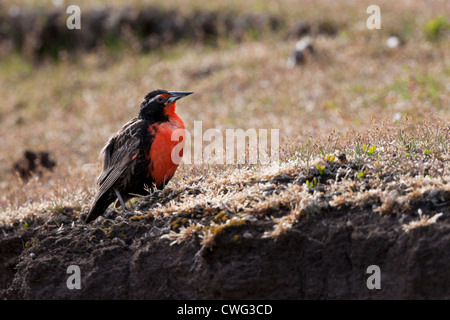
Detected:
[{"left": 139, "top": 89, "right": 193, "bottom": 122}]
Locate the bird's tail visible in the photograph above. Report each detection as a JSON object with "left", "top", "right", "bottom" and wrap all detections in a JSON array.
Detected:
[{"left": 85, "top": 193, "right": 115, "bottom": 223}]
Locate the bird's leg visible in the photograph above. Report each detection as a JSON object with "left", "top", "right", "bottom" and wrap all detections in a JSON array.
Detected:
[{"left": 114, "top": 189, "right": 127, "bottom": 211}]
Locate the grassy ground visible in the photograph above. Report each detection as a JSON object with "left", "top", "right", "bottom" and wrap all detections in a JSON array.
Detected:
[{"left": 0, "top": 0, "right": 449, "bottom": 231}]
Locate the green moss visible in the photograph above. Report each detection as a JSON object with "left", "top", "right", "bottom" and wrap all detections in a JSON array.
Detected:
[
  {"left": 170, "top": 216, "right": 190, "bottom": 231},
  {"left": 129, "top": 212, "right": 154, "bottom": 221},
  {"left": 213, "top": 211, "right": 229, "bottom": 222},
  {"left": 25, "top": 237, "right": 39, "bottom": 249},
  {"left": 210, "top": 218, "right": 247, "bottom": 236}
]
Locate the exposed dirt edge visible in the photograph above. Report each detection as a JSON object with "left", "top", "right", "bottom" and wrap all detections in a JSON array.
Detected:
[{"left": 1, "top": 193, "right": 448, "bottom": 299}]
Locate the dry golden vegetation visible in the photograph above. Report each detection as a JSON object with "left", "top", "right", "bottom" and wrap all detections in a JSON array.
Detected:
[{"left": 0, "top": 0, "right": 448, "bottom": 241}]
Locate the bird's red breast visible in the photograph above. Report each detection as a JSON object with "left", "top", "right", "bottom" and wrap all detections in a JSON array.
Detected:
[{"left": 146, "top": 102, "right": 185, "bottom": 187}]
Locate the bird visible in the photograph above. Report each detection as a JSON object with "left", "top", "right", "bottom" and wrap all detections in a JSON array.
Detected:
[
  {"left": 84, "top": 89, "right": 193, "bottom": 223},
  {"left": 286, "top": 36, "right": 314, "bottom": 69}
]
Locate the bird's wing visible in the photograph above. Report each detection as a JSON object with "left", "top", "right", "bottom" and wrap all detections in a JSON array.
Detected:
[{"left": 95, "top": 117, "right": 143, "bottom": 201}]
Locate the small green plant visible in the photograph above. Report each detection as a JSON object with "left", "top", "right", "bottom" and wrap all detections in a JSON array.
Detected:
[
  {"left": 306, "top": 177, "right": 318, "bottom": 189},
  {"left": 357, "top": 169, "right": 368, "bottom": 179},
  {"left": 355, "top": 141, "right": 363, "bottom": 157},
  {"left": 362, "top": 144, "right": 376, "bottom": 155},
  {"left": 423, "top": 16, "right": 449, "bottom": 42},
  {"left": 399, "top": 131, "right": 417, "bottom": 153},
  {"left": 20, "top": 222, "right": 29, "bottom": 231},
  {"left": 355, "top": 142, "right": 376, "bottom": 158},
  {"left": 323, "top": 154, "right": 336, "bottom": 162},
  {"left": 316, "top": 164, "right": 325, "bottom": 175},
  {"left": 318, "top": 134, "right": 339, "bottom": 161}
]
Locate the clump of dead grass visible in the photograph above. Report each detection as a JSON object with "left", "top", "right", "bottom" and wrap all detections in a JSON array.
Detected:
[{"left": 402, "top": 209, "right": 443, "bottom": 233}]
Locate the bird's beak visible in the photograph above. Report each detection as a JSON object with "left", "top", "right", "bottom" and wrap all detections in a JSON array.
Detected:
[{"left": 168, "top": 91, "right": 194, "bottom": 103}]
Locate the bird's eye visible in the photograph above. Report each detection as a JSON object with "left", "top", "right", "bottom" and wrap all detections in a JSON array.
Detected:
[{"left": 156, "top": 96, "right": 164, "bottom": 103}]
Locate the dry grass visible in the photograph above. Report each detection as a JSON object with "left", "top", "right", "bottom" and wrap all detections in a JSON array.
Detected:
[
  {"left": 148, "top": 116, "right": 450, "bottom": 241},
  {"left": 402, "top": 209, "right": 443, "bottom": 233},
  {"left": 0, "top": 1, "right": 449, "bottom": 233}
]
